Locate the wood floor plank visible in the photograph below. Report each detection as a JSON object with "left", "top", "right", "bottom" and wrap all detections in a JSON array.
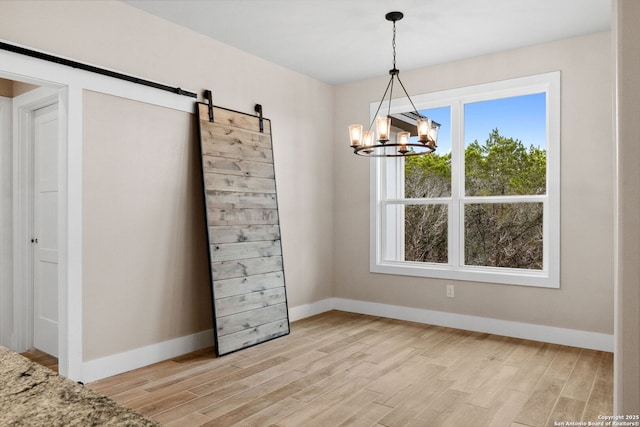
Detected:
[
  {"left": 337, "top": 401, "right": 393, "bottom": 427},
  {"left": 152, "top": 381, "right": 250, "bottom": 425},
  {"left": 142, "top": 357, "right": 242, "bottom": 394},
  {"left": 81, "top": 311, "right": 612, "bottom": 427},
  {"left": 307, "top": 389, "right": 381, "bottom": 426},
  {"left": 228, "top": 336, "right": 315, "bottom": 369},
  {"left": 545, "top": 345, "right": 582, "bottom": 381},
  {"left": 291, "top": 343, "right": 368, "bottom": 377},
  {"left": 508, "top": 343, "right": 560, "bottom": 393},
  {"left": 409, "top": 389, "right": 475, "bottom": 426},
  {"left": 136, "top": 391, "right": 199, "bottom": 417},
  {"left": 561, "top": 349, "right": 602, "bottom": 401},
  {"left": 202, "top": 383, "right": 302, "bottom": 427},
  {"left": 582, "top": 351, "right": 613, "bottom": 422},
  {"left": 415, "top": 402, "right": 490, "bottom": 427},
  {"left": 349, "top": 346, "right": 424, "bottom": 384},
  {"left": 289, "top": 356, "right": 367, "bottom": 403},
  {"left": 468, "top": 363, "right": 519, "bottom": 408},
  {"left": 504, "top": 339, "right": 546, "bottom": 367},
  {"left": 20, "top": 349, "right": 59, "bottom": 372},
  {"left": 276, "top": 377, "right": 373, "bottom": 426},
  {"left": 109, "top": 387, "right": 152, "bottom": 405},
  {"left": 126, "top": 363, "right": 244, "bottom": 408},
  {"left": 89, "top": 360, "right": 177, "bottom": 391},
  {"left": 316, "top": 329, "right": 379, "bottom": 353},
  {"left": 547, "top": 396, "right": 586, "bottom": 427},
  {"left": 421, "top": 329, "right": 476, "bottom": 367},
  {"left": 155, "top": 356, "right": 309, "bottom": 424},
  {"left": 199, "top": 370, "right": 305, "bottom": 420},
  {"left": 486, "top": 389, "right": 531, "bottom": 427},
  {"left": 479, "top": 335, "right": 520, "bottom": 362},
  {"left": 233, "top": 397, "right": 308, "bottom": 427},
  {"left": 378, "top": 380, "right": 453, "bottom": 426},
  {"left": 442, "top": 355, "right": 503, "bottom": 394},
  {"left": 91, "top": 377, "right": 152, "bottom": 398},
  {"left": 362, "top": 333, "right": 423, "bottom": 364},
  {"left": 189, "top": 356, "right": 289, "bottom": 396},
  {"left": 164, "top": 411, "right": 213, "bottom": 427},
  {"left": 365, "top": 353, "right": 442, "bottom": 394},
  {"left": 514, "top": 375, "right": 565, "bottom": 427}
]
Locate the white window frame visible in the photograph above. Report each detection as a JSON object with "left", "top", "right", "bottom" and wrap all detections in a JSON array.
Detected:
[{"left": 370, "top": 71, "right": 560, "bottom": 288}]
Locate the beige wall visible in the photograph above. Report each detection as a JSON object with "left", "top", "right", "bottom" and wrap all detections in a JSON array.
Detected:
[
  {"left": 614, "top": 0, "right": 640, "bottom": 413},
  {"left": 0, "top": 78, "right": 38, "bottom": 97},
  {"left": 82, "top": 92, "right": 212, "bottom": 360},
  {"left": 0, "top": 78, "right": 11, "bottom": 97},
  {"left": 0, "top": 1, "right": 334, "bottom": 361},
  {"left": 333, "top": 32, "right": 614, "bottom": 334},
  {"left": 12, "top": 81, "right": 39, "bottom": 97}
]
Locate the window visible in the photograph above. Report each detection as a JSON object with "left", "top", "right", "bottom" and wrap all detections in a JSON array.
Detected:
[{"left": 371, "top": 72, "right": 560, "bottom": 287}]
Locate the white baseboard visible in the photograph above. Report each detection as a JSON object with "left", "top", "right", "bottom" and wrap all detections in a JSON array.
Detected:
[
  {"left": 291, "top": 297, "right": 613, "bottom": 352},
  {"left": 83, "top": 297, "right": 613, "bottom": 383},
  {"left": 82, "top": 330, "right": 214, "bottom": 383},
  {"left": 288, "top": 298, "right": 337, "bottom": 321},
  {"left": 335, "top": 298, "right": 613, "bottom": 352}
]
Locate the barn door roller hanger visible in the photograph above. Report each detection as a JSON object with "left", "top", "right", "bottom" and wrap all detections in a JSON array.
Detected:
[{"left": 203, "top": 90, "right": 264, "bottom": 133}]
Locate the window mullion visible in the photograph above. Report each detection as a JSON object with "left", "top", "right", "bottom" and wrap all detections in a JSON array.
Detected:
[
  {"left": 450, "top": 100, "right": 463, "bottom": 267},
  {"left": 398, "top": 157, "right": 405, "bottom": 261}
]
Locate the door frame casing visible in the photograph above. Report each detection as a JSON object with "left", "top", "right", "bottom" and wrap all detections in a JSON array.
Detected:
[
  {"left": 0, "top": 96, "right": 12, "bottom": 350},
  {"left": 0, "top": 45, "right": 193, "bottom": 382},
  {"left": 12, "top": 87, "right": 62, "bottom": 355}
]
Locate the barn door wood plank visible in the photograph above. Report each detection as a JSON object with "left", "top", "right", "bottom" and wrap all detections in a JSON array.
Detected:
[
  {"left": 212, "top": 256, "right": 283, "bottom": 280},
  {"left": 208, "top": 224, "right": 281, "bottom": 244},
  {"left": 202, "top": 156, "right": 276, "bottom": 179},
  {"left": 197, "top": 102, "right": 289, "bottom": 356}
]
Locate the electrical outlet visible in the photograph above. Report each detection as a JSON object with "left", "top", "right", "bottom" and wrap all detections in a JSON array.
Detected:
[{"left": 446, "top": 284, "right": 455, "bottom": 298}]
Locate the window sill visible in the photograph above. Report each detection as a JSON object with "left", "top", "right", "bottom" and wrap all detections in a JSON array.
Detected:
[{"left": 371, "top": 260, "right": 559, "bottom": 288}]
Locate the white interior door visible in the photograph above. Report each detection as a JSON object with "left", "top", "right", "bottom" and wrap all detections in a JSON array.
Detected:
[{"left": 32, "top": 103, "right": 59, "bottom": 357}]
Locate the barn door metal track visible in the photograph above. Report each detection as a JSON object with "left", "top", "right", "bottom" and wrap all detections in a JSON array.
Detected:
[{"left": 0, "top": 41, "right": 196, "bottom": 98}]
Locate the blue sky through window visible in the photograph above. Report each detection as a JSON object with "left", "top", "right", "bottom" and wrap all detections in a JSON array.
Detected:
[
  {"left": 418, "top": 106, "right": 451, "bottom": 153},
  {"left": 418, "top": 92, "right": 546, "bottom": 154}
]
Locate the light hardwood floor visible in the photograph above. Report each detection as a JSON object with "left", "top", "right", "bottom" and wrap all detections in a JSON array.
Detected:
[
  {"left": 20, "top": 348, "right": 59, "bottom": 373},
  {"left": 87, "top": 311, "right": 613, "bottom": 427}
]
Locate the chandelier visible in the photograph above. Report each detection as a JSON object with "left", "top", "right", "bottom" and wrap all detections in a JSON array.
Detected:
[{"left": 349, "top": 11, "right": 440, "bottom": 157}]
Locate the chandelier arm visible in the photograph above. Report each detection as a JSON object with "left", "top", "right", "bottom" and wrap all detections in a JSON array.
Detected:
[
  {"left": 387, "top": 76, "right": 395, "bottom": 119},
  {"left": 395, "top": 74, "right": 422, "bottom": 117},
  {"left": 369, "top": 75, "right": 394, "bottom": 130}
]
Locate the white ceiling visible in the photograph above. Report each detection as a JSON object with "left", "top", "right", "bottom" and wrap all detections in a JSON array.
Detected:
[{"left": 123, "top": 0, "right": 611, "bottom": 85}]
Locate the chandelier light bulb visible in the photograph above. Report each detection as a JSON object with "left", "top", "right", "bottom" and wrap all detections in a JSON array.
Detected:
[
  {"left": 417, "top": 117, "right": 430, "bottom": 144},
  {"left": 397, "top": 131, "right": 410, "bottom": 153},
  {"left": 428, "top": 124, "right": 439, "bottom": 147},
  {"left": 376, "top": 116, "right": 391, "bottom": 142},
  {"left": 348, "top": 124, "right": 363, "bottom": 147},
  {"left": 363, "top": 130, "right": 374, "bottom": 148}
]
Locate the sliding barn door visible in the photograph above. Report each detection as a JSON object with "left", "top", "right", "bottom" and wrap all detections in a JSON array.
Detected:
[{"left": 196, "top": 102, "right": 290, "bottom": 356}]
